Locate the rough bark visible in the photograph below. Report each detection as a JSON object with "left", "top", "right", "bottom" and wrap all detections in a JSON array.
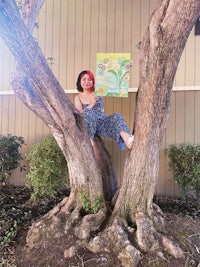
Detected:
[
  {"left": 0, "top": 0, "right": 115, "bottom": 245},
  {"left": 110, "top": 0, "right": 200, "bottom": 260},
  {"left": 0, "top": 0, "right": 117, "bottom": 257},
  {"left": 0, "top": 0, "right": 200, "bottom": 266},
  {"left": 115, "top": 0, "right": 200, "bottom": 217},
  {"left": 0, "top": 0, "right": 115, "bottom": 205}
]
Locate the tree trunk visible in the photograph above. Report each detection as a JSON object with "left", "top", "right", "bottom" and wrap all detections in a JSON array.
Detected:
[
  {"left": 0, "top": 0, "right": 116, "bottom": 203},
  {"left": 0, "top": 0, "right": 114, "bottom": 243},
  {"left": 83, "top": 0, "right": 200, "bottom": 265},
  {"left": 115, "top": 0, "right": 200, "bottom": 218},
  {"left": 108, "top": 0, "right": 200, "bottom": 262},
  {"left": 0, "top": 0, "right": 200, "bottom": 266}
]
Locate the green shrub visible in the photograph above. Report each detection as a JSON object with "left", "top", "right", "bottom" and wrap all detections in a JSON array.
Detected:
[
  {"left": 0, "top": 134, "right": 25, "bottom": 184},
  {"left": 81, "top": 192, "right": 103, "bottom": 214},
  {"left": 26, "top": 134, "right": 68, "bottom": 200},
  {"left": 164, "top": 143, "right": 200, "bottom": 201},
  {"left": 0, "top": 220, "right": 18, "bottom": 249}
]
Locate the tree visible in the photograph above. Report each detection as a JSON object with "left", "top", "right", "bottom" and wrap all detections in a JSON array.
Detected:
[{"left": 0, "top": 0, "right": 200, "bottom": 266}]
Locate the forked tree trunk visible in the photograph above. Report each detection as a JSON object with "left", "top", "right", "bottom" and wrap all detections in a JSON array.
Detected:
[{"left": 0, "top": 0, "right": 200, "bottom": 266}]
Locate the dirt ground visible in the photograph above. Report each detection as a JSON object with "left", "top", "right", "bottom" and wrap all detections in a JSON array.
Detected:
[{"left": 0, "top": 185, "right": 200, "bottom": 267}]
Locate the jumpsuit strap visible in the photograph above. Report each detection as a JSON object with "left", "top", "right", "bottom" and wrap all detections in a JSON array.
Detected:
[{"left": 78, "top": 96, "right": 84, "bottom": 107}]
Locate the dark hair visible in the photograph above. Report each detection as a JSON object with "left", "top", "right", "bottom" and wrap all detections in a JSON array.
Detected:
[{"left": 76, "top": 70, "right": 95, "bottom": 92}]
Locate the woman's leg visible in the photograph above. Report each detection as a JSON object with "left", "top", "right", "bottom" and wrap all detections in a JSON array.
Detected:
[
  {"left": 98, "top": 113, "right": 134, "bottom": 150},
  {"left": 82, "top": 109, "right": 97, "bottom": 139},
  {"left": 120, "top": 131, "right": 130, "bottom": 144},
  {"left": 120, "top": 131, "right": 134, "bottom": 149}
]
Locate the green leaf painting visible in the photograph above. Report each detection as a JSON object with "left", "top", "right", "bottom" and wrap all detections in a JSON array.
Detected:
[{"left": 95, "top": 53, "right": 132, "bottom": 97}]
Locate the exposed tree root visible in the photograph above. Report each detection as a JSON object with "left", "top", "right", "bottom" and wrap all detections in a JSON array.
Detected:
[
  {"left": 26, "top": 193, "right": 108, "bottom": 247},
  {"left": 26, "top": 197, "right": 185, "bottom": 267},
  {"left": 161, "top": 236, "right": 185, "bottom": 259},
  {"left": 26, "top": 194, "right": 78, "bottom": 246},
  {"left": 75, "top": 207, "right": 107, "bottom": 240},
  {"left": 85, "top": 217, "right": 143, "bottom": 267},
  {"left": 150, "top": 203, "right": 167, "bottom": 232},
  {"left": 135, "top": 211, "right": 160, "bottom": 252}
]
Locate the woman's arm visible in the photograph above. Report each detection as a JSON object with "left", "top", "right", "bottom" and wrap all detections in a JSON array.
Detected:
[{"left": 75, "top": 95, "right": 97, "bottom": 113}]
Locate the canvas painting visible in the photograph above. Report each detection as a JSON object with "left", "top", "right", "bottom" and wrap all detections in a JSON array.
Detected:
[{"left": 95, "top": 53, "right": 131, "bottom": 97}]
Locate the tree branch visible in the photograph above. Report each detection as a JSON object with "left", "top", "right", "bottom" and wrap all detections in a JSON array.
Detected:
[{"left": 22, "top": 0, "right": 44, "bottom": 31}]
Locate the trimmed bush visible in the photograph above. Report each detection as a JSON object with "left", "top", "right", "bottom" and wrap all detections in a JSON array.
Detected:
[
  {"left": 26, "top": 134, "right": 68, "bottom": 200},
  {"left": 0, "top": 134, "right": 25, "bottom": 184},
  {"left": 164, "top": 143, "right": 200, "bottom": 201}
]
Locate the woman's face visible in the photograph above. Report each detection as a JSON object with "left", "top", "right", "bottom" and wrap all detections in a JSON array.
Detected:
[{"left": 80, "top": 74, "right": 94, "bottom": 91}]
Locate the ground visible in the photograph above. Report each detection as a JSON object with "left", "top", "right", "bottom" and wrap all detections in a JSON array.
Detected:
[{"left": 0, "top": 185, "right": 199, "bottom": 267}]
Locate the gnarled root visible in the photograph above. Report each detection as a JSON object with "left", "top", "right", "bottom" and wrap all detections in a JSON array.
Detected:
[
  {"left": 86, "top": 217, "right": 143, "bottom": 267},
  {"left": 151, "top": 203, "right": 167, "bottom": 232},
  {"left": 25, "top": 196, "right": 185, "bottom": 267},
  {"left": 135, "top": 211, "right": 160, "bottom": 252},
  {"left": 83, "top": 208, "right": 185, "bottom": 266},
  {"left": 161, "top": 235, "right": 185, "bottom": 258},
  {"left": 26, "top": 193, "right": 108, "bottom": 249},
  {"left": 26, "top": 193, "right": 80, "bottom": 246},
  {"left": 75, "top": 207, "right": 107, "bottom": 240},
  {"left": 135, "top": 208, "right": 185, "bottom": 259}
]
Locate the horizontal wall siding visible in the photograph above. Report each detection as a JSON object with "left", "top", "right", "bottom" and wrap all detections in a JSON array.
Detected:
[
  {"left": 1, "top": 0, "right": 200, "bottom": 92},
  {"left": 0, "top": 1, "right": 200, "bottom": 197}
]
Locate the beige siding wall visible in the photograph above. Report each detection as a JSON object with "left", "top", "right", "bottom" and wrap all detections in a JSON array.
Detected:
[{"left": 0, "top": 0, "right": 200, "bottom": 196}]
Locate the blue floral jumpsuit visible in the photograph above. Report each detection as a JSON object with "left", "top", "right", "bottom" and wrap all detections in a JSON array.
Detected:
[{"left": 80, "top": 97, "right": 131, "bottom": 150}]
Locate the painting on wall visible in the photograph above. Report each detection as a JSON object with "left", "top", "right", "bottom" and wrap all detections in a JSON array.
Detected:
[{"left": 95, "top": 53, "right": 132, "bottom": 97}]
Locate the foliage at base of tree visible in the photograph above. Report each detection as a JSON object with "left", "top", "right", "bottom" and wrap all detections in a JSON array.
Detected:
[
  {"left": 165, "top": 143, "right": 200, "bottom": 202},
  {"left": 0, "top": 134, "right": 25, "bottom": 185},
  {"left": 26, "top": 134, "right": 69, "bottom": 200}
]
